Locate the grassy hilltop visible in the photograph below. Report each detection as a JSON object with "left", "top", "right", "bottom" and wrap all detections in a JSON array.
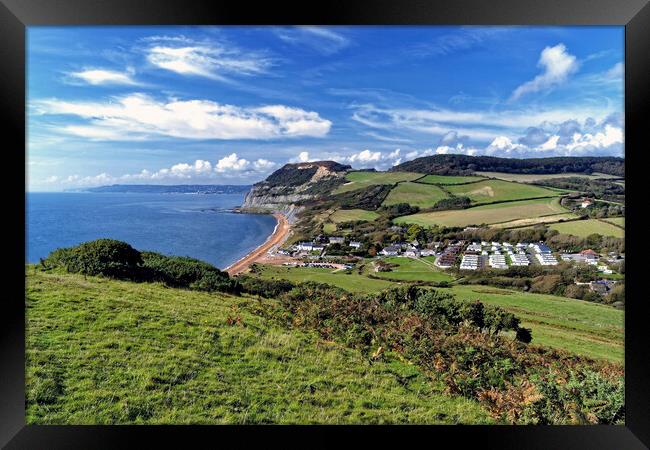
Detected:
[{"left": 26, "top": 268, "right": 491, "bottom": 424}]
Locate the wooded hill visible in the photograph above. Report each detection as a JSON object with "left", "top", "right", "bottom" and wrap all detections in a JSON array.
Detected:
[{"left": 390, "top": 155, "right": 624, "bottom": 177}]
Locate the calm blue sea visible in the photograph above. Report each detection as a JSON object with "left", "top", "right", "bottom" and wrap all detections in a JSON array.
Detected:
[{"left": 26, "top": 192, "right": 277, "bottom": 269}]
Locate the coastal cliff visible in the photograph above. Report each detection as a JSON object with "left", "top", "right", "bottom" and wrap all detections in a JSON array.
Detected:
[{"left": 241, "top": 160, "right": 351, "bottom": 223}]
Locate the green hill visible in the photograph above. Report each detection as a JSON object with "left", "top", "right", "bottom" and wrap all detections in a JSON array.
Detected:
[{"left": 25, "top": 268, "right": 491, "bottom": 424}]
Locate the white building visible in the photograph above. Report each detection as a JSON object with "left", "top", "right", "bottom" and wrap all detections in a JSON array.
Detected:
[
  {"left": 297, "top": 242, "right": 314, "bottom": 251},
  {"left": 329, "top": 236, "right": 345, "bottom": 245},
  {"left": 420, "top": 249, "right": 436, "bottom": 257},
  {"left": 510, "top": 254, "right": 530, "bottom": 266},
  {"left": 349, "top": 241, "right": 362, "bottom": 249},
  {"left": 380, "top": 245, "right": 400, "bottom": 256},
  {"left": 536, "top": 253, "right": 558, "bottom": 265},
  {"left": 460, "top": 254, "right": 480, "bottom": 270},
  {"left": 489, "top": 254, "right": 508, "bottom": 269},
  {"left": 404, "top": 246, "right": 420, "bottom": 257},
  {"left": 467, "top": 242, "right": 482, "bottom": 252}
]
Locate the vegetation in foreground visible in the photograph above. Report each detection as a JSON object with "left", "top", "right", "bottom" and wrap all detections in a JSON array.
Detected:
[
  {"left": 252, "top": 263, "right": 623, "bottom": 363},
  {"left": 26, "top": 269, "right": 490, "bottom": 424}
]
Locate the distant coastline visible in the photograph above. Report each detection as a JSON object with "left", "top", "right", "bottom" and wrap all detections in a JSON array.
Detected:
[{"left": 66, "top": 184, "right": 252, "bottom": 195}]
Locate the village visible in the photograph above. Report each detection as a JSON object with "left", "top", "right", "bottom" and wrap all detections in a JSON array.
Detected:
[{"left": 273, "top": 233, "right": 624, "bottom": 297}]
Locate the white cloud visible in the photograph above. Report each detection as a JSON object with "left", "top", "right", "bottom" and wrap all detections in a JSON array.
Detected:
[
  {"left": 510, "top": 44, "right": 579, "bottom": 101},
  {"left": 351, "top": 102, "right": 617, "bottom": 143},
  {"left": 297, "top": 151, "right": 311, "bottom": 162},
  {"left": 145, "top": 38, "right": 272, "bottom": 80},
  {"left": 34, "top": 93, "right": 331, "bottom": 141},
  {"left": 215, "top": 153, "right": 249, "bottom": 172},
  {"left": 347, "top": 149, "right": 382, "bottom": 163},
  {"left": 47, "top": 156, "right": 278, "bottom": 189},
  {"left": 605, "top": 62, "right": 624, "bottom": 79},
  {"left": 68, "top": 68, "right": 138, "bottom": 86}
]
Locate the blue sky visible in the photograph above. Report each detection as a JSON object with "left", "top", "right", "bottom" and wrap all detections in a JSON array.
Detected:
[{"left": 27, "top": 26, "right": 624, "bottom": 191}]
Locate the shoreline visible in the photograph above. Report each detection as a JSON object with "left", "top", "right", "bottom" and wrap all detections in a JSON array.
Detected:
[{"left": 225, "top": 212, "right": 291, "bottom": 276}]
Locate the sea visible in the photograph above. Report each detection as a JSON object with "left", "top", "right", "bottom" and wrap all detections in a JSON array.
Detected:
[{"left": 26, "top": 192, "right": 277, "bottom": 269}]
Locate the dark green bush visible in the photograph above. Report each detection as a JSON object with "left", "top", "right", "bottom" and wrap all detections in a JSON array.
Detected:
[
  {"left": 44, "top": 239, "right": 142, "bottom": 278},
  {"left": 237, "top": 275, "right": 295, "bottom": 298}
]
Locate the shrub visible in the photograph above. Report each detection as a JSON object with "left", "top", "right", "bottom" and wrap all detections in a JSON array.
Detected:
[
  {"left": 44, "top": 239, "right": 142, "bottom": 278},
  {"left": 237, "top": 275, "right": 295, "bottom": 298}
]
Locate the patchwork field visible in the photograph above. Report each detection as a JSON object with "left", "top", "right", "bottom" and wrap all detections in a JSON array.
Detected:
[
  {"left": 446, "top": 179, "right": 560, "bottom": 205},
  {"left": 475, "top": 171, "right": 623, "bottom": 182},
  {"left": 549, "top": 219, "right": 624, "bottom": 238},
  {"left": 329, "top": 209, "right": 380, "bottom": 223},
  {"left": 418, "top": 175, "right": 484, "bottom": 185},
  {"left": 26, "top": 269, "right": 491, "bottom": 424},
  {"left": 602, "top": 217, "right": 625, "bottom": 228},
  {"left": 448, "top": 285, "right": 624, "bottom": 363},
  {"left": 333, "top": 171, "right": 423, "bottom": 194},
  {"left": 394, "top": 197, "right": 568, "bottom": 228},
  {"left": 371, "top": 257, "right": 455, "bottom": 283},
  {"left": 382, "top": 182, "right": 449, "bottom": 208}
]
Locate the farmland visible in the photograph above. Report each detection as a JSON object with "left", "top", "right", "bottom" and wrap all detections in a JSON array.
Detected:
[
  {"left": 475, "top": 171, "right": 622, "bottom": 182},
  {"left": 446, "top": 179, "right": 561, "bottom": 205},
  {"left": 329, "top": 209, "right": 380, "bottom": 223},
  {"left": 333, "top": 171, "right": 423, "bottom": 194},
  {"left": 602, "top": 217, "right": 625, "bottom": 228},
  {"left": 370, "top": 257, "right": 455, "bottom": 283},
  {"left": 382, "top": 182, "right": 449, "bottom": 208},
  {"left": 394, "top": 197, "right": 568, "bottom": 228},
  {"left": 447, "top": 285, "right": 624, "bottom": 363},
  {"left": 490, "top": 213, "right": 579, "bottom": 229},
  {"left": 549, "top": 219, "right": 624, "bottom": 238},
  {"left": 418, "top": 175, "right": 485, "bottom": 185}
]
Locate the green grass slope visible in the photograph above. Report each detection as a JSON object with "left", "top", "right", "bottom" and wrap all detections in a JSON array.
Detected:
[
  {"left": 371, "top": 257, "right": 454, "bottom": 283},
  {"left": 418, "top": 175, "right": 484, "bottom": 185},
  {"left": 329, "top": 209, "right": 380, "bottom": 223},
  {"left": 446, "top": 179, "right": 560, "bottom": 205},
  {"left": 549, "top": 219, "right": 624, "bottom": 238},
  {"left": 333, "top": 171, "right": 423, "bottom": 194},
  {"left": 382, "top": 182, "right": 449, "bottom": 208},
  {"left": 394, "top": 197, "right": 567, "bottom": 228},
  {"left": 26, "top": 268, "right": 491, "bottom": 424},
  {"left": 448, "top": 285, "right": 624, "bottom": 364}
]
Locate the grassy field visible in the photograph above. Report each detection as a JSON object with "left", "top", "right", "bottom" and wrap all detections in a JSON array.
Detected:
[
  {"left": 254, "top": 264, "right": 396, "bottom": 294},
  {"left": 602, "top": 217, "right": 625, "bottom": 228},
  {"left": 333, "top": 171, "right": 423, "bottom": 194},
  {"left": 250, "top": 264, "right": 622, "bottom": 363},
  {"left": 549, "top": 219, "right": 624, "bottom": 238},
  {"left": 371, "top": 257, "right": 454, "bottom": 283},
  {"left": 447, "top": 285, "right": 623, "bottom": 363},
  {"left": 475, "top": 172, "right": 622, "bottom": 182},
  {"left": 446, "top": 179, "right": 560, "bottom": 205},
  {"left": 395, "top": 197, "right": 568, "bottom": 228},
  {"left": 329, "top": 208, "right": 380, "bottom": 223},
  {"left": 490, "top": 213, "right": 579, "bottom": 229},
  {"left": 382, "top": 182, "right": 449, "bottom": 208},
  {"left": 26, "top": 268, "right": 491, "bottom": 424},
  {"left": 418, "top": 175, "right": 485, "bottom": 185}
]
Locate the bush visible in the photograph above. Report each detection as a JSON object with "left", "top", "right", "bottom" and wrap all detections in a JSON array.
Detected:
[
  {"left": 237, "top": 275, "right": 295, "bottom": 298},
  {"left": 44, "top": 239, "right": 239, "bottom": 294},
  {"left": 140, "top": 252, "right": 238, "bottom": 293},
  {"left": 45, "top": 239, "right": 142, "bottom": 278}
]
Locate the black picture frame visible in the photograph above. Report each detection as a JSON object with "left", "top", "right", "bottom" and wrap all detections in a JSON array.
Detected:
[{"left": 3, "top": 0, "right": 649, "bottom": 447}]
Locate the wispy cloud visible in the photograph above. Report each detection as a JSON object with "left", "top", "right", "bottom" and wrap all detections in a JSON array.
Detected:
[
  {"left": 33, "top": 93, "right": 332, "bottom": 141},
  {"left": 409, "top": 27, "right": 510, "bottom": 57},
  {"left": 510, "top": 43, "right": 579, "bottom": 101},
  {"left": 67, "top": 67, "right": 140, "bottom": 86},
  {"left": 274, "top": 26, "right": 350, "bottom": 55},
  {"left": 144, "top": 36, "right": 273, "bottom": 80}
]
